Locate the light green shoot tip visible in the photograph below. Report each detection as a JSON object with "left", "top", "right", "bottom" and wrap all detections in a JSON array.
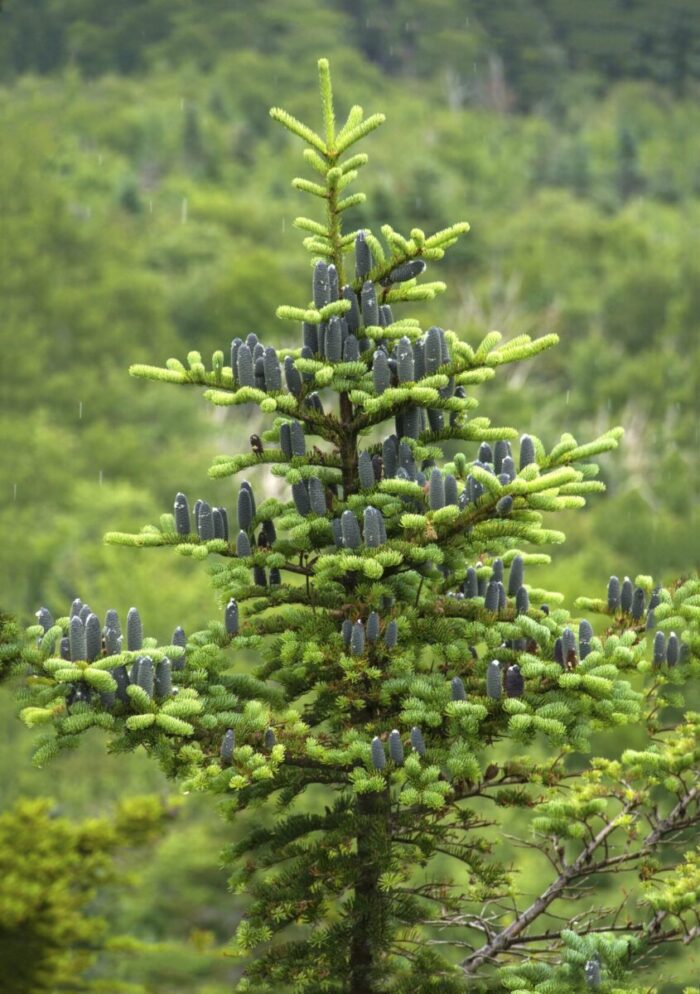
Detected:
[{"left": 317, "top": 57, "right": 335, "bottom": 148}]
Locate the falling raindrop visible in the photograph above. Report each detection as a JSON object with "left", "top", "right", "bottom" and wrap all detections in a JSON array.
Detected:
[
  {"left": 181, "top": 197, "right": 188, "bottom": 224},
  {"left": 282, "top": 218, "right": 286, "bottom": 233},
  {"left": 148, "top": 199, "right": 153, "bottom": 213},
  {"left": 78, "top": 401, "right": 83, "bottom": 419},
  {"left": 180, "top": 97, "right": 185, "bottom": 111},
  {"left": 13, "top": 483, "right": 17, "bottom": 501},
  {"left": 565, "top": 390, "right": 570, "bottom": 404},
  {"left": 99, "top": 470, "right": 103, "bottom": 487}
]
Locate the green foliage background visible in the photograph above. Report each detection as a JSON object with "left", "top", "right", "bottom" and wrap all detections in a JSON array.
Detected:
[{"left": 0, "top": 1, "right": 698, "bottom": 990}]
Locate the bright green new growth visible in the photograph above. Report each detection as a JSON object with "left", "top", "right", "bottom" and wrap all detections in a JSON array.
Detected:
[{"left": 6, "top": 60, "right": 699, "bottom": 994}]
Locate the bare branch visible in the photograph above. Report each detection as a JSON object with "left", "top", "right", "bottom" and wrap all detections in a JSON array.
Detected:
[{"left": 461, "top": 783, "right": 699, "bottom": 974}]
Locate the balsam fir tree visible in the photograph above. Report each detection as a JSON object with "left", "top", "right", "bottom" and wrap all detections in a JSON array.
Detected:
[{"left": 6, "top": 61, "right": 699, "bottom": 994}]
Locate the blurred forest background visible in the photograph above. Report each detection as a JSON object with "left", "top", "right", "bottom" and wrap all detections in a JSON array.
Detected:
[{"left": 1, "top": 1, "right": 699, "bottom": 991}]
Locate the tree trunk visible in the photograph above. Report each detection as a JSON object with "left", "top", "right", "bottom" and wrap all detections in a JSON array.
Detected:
[
  {"left": 349, "top": 788, "right": 392, "bottom": 994},
  {"left": 339, "top": 391, "right": 357, "bottom": 498}
]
